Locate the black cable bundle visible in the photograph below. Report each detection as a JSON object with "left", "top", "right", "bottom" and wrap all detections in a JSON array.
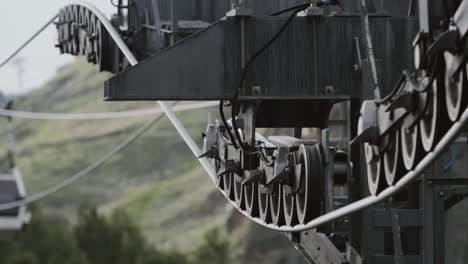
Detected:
[{"left": 224, "top": 3, "right": 310, "bottom": 152}]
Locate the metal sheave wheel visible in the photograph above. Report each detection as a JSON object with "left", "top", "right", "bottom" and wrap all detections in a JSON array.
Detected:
[
  {"left": 88, "top": 14, "right": 97, "bottom": 63},
  {"left": 70, "top": 5, "right": 80, "bottom": 55},
  {"left": 244, "top": 183, "right": 259, "bottom": 217},
  {"left": 223, "top": 172, "right": 234, "bottom": 200},
  {"left": 283, "top": 153, "right": 299, "bottom": 226},
  {"left": 444, "top": 52, "right": 466, "bottom": 122},
  {"left": 383, "top": 131, "right": 404, "bottom": 185},
  {"left": 233, "top": 175, "right": 245, "bottom": 210},
  {"left": 214, "top": 160, "right": 223, "bottom": 190},
  {"left": 270, "top": 183, "right": 285, "bottom": 226},
  {"left": 57, "top": 10, "right": 66, "bottom": 54},
  {"left": 282, "top": 185, "right": 297, "bottom": 226},
  {"left": 295, "top": 144, "right": 324, "bottom": 224},
  {"left": 420, "top": 76, "right": 449, "bottom": 152},
  {"left": 400, "top": 120, "right": 421, "bottom": 171},
  {"left": 64, "top": 7, "right": 73, "bottom": 54},
  {"left": 93, "top": 20, "right": 103, "bottom": 69},
  {"left": 78, "top": 7, "right": 87, "bottom": 56},
  {"left": 258, "top": 185, "right": 272, "bottom": 224},
  {"left": 365, "top": 142, "right": 386, "bottom": 195}
]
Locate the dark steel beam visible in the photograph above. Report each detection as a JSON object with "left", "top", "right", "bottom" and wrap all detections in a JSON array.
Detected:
[
  {"left": 104, "top": 16, "right": 417, "bottom": 101},
  {"left": 105, "top": 20, "right": 229, "bottom": 100}
]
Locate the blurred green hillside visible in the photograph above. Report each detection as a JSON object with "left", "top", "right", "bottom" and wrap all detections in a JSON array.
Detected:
[{"left": 5, "top": 59, "right": 302, "bottom": 264}]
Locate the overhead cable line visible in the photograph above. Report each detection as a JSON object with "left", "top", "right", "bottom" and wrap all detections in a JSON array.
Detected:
[
  {"left": 0, "top": 15, "right": 58, "bottom": 70},
  {"left": 0, "top": 101, "right": 218, "bottom": 120},
  {"left": 67, "top": 0, "right": 217, "bottom": 181},
  {"left": 0, "top": 102, "right": 176, "bottom": 211},
  {"left": 0, "top": 1, "right": 216, "bottom": 181}
]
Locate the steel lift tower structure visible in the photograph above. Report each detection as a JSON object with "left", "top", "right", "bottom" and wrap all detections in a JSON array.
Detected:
[{"left": 53, "top": 0, "right": 468, "bottom": 263}]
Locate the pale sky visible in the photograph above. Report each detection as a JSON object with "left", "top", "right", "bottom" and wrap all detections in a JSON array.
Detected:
[{"left": 0, "top": 1, "right": 115, "bottom": 95}]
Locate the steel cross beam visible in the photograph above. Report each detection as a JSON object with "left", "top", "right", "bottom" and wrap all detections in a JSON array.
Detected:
[{"left": 104, "top": 15, "right": 417, "bottom": 101}]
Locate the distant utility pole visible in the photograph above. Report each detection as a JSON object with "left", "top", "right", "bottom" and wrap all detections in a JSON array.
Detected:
[{"left": 11, "top": 57, "right": 26, "bottom": 92}]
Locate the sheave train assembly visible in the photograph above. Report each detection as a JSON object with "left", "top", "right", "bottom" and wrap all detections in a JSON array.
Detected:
[{"left": 10, "top": 0, "right": 468, "bottom": 263}]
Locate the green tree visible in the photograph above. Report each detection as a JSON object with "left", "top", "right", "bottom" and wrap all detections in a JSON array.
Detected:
[
  {"left": 74, "top": 206, "right": 189, "bottom": 264},
  {"left": 0, "top": 206, "right": 228, "bottom": 264},
  {"left": 144, "top": 249, "right": 189, "bottom": 264},
  {"left": 193, "top": 228, "right": 230, "bottom": 264},
  {"left": 0, "top": 207, "right": 89, "bottom": 264},
  {"left": 75, "top": 207, "right": 144, "bottom": 264}
]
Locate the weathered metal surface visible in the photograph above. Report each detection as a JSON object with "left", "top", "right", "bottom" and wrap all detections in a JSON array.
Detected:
[
  {"left": 288, "top": 231, "right": 350, "bottom": 264},
  {"left": 105, "top": 15, "right": 417, "bottom": 101},
  {"left": 371, "top": 209, "right": 423, "bottom": 227},
  {"left": 105, "top": 21, "right": 229, "bottom": 100}
]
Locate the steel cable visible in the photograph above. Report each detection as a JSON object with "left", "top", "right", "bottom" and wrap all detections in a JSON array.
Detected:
[
  {"left": 64, "top": 0, "right": 217, "bottom": 180},
  {"left": 0, "top": 102, "right": 176, "bottom": 211},
  {"left": 357, "top": 0, "right": 381, "bottom": 100},
  {"left": 0, "top": 15, "right": 58, "bottom": 70},
  {"left": 0, "top": 101, "right": 218, "bottom": 120}
]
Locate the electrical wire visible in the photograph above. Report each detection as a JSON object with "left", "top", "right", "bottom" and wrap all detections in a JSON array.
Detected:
[
  {"left": 231, "top": 100, "right": 248, "bottom": 151},
  {"left": 231, "top": 4, "right": 309, "bottom": 152},
  {"left": 0, "top": 101, "right": 218, "bottom": 120},
  {"left": 219, "top": 100, "right": 239, "bottom": 149},
  {"left": 0, "top": 102, "right": 177, "bottom": 211},
  {"left": 236, "top": 5, "right": 309, "bottom": 98},
  {"left": 270, "top": 3, "right": 310, "bottom": 16}
]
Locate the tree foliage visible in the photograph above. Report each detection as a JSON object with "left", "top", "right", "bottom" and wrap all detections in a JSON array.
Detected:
[
  {"left": 0, "top": 207, "right": 89, "bottom": 264},
  {"left": 193, "top": 228, "right": 230, "bottom": 264},
  {"left": 0, "top": 206, "right": 230, "bottom": 264}
]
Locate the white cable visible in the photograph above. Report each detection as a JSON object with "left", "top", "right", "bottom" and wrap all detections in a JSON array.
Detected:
[
  {"left": 66, "top": 0, "right": 217, "bottom": 180},
  {"left": 0, "top": 103, "right": 175, "bottom": 211},
  {"left": 0, "top": 2, "right": 216, "bottom": 210},
  {"left": 0, "top": 15, "right": 58, "bottom": 70},
  {"left": 0, "top": 101, "right": 218, "bottom": 120}
]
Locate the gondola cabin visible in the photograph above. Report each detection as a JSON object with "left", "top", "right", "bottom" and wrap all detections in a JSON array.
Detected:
[{"left": 0, "top": 168, "right": 30, "bottom": 240}]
